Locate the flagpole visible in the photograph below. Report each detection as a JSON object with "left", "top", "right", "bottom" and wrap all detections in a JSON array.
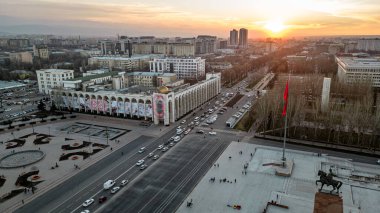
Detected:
[{"left": 282, "top": 75, "right": 290, "bottom": 166}]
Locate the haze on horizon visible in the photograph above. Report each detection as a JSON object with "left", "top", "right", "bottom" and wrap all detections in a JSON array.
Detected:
[{"left": 1, "top": 0, "right": 380, "bottom": 38}]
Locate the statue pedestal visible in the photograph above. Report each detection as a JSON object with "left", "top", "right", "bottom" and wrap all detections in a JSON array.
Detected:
[
  {"left": 313, "top": 192, "right": 343, "bottom": 213},
  {"left": 274, "top": 160, "right": 294, "bottom": 177}
]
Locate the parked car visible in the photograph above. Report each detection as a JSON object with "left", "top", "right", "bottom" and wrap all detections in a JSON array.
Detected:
[
  {"left": 148, "top": 152, "right": 154, "bottom": 158},
  {"left": 153, "top": 155, "right": 160, "bottom": 160},
  {"left": 157, "top": 145, "right": 164, "bottom": 150},
  {"left": 174, "top": 136, "right": 181, "bottom": 142},
  {"left": 180, "top": 119, "right": 186, "bottom": 124},
  {"left": 162, "top": 147, "right": 169, "bottom": 152},
  {"left": 196, "top": 130, "right": 204, "bottom": 134},
  {"left": 82, "top": 198, "right": 94, "bottom": 207},
  {"left": 169, "top": 142, "right": 175, "bottom": 147},
  {"left": 98, "top": 196, "right": 107, "bottom": 203},
  {"left": 209, "top": 131, "right": 217, "bottom": 135},
  {"left": 140, "top": 164, "right": 148, "bottom": 170}
]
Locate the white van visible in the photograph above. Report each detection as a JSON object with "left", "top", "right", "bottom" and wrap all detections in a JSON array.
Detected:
[
  {"left": 194, "top": 117, "right": 200, "bottom": 121},
  {"left": 103, "top": 180, "right": 115, "bottom": 190}
]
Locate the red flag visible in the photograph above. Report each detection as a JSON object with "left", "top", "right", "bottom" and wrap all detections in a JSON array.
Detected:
[{"left": 282, "top": 81, "right": 289, "bottom": 117}]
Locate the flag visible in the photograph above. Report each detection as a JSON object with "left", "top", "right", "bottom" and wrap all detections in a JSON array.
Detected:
[{"left": 282, "top": 81, "right": 289, "bottom": 117}]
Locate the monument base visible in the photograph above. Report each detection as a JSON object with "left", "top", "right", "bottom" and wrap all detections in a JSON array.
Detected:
[{"left": 313, "top": 192, "right": 343, "bottom": 213}]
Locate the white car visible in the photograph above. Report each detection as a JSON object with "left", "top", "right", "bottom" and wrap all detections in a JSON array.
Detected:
[
  {"left": 138, "top": 147, "right": 146, "bottom": 153},
  {"left": 180, "top": 119, "right": 186, "bottom": 124},
  {"left": 120, "top": 179, "right": 129, "bottom": 186},
  {"left": 153, "top": 155, "right": 159, "bottom": 160},
  {"left": 174, "top": 136, "right": 181, "bottom": 142},
  {"left": 377, "top": 159, "right": 380, "bottom": 164},
  {"left": 195, "top": 121, "right": 200, "bottom": 126},
  {"left": 157, "top": 145, "right": 164, "bottom": 150},
  {"left": 162, "top": 147, "right": 169, "bottom": 152},
  {"left": 4, "top": 108, "right": 12, "bottom": 112},
  {"left": 209, "top": 131, "right": 217, "bottom": 135},
  {"left": 80, "top": 210, "right": 90, "bottom": 213},
  {"left": 140, "top": 164, "right": 148, "bottom": 170},
  {"left": 111, "top": 186, "right": 120, "bottom": 194},
  {"left": 136, "top": 159, "right": 145, "bottom": 166},
  {"left": 103, "top": 180, "right": 115, "bottom": 190},
  {"left": 82, "top": 198, "right": 94, "bottom": 207},
  {"left": 169, "top": 142, "right": 175, "bottom": 147},
  {"left": 148, "top": 152, "right": 154, "bottom": 158}
]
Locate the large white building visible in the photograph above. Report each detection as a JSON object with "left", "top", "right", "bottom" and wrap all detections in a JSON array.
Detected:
[
  {"left": 88, "top": 55, "right": 161, "bottom": 71},
  {"left": 336, "top": 57, "right": 380, "bottom": 87},
  {"left": 36, "top": 69, "right": 74, "bottom": 94},
  {"left": 149, "top": 57, "right": 205, "bottom": 79}
]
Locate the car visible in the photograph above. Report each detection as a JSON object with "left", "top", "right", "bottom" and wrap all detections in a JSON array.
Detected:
[
  {"left": 4, "top": 108, "right": 12, "bottom": 112},
  {"left": 140, "top": 164, "right": 148, "bottom": 170},
  {"left": 138, "top": 147, "right": 146, "bottom": 153},
  {"left": 111, "top": 186, "right": 120, "bottom": 194},
  {"left": 248, "top": 95, "right": 251, "bottom": 97},
  {"left": 169, "top": 142, "right": 175, "bottom": 147},
  {"left": 136, "top": 159, "right": 145, "bottom": 166},
  {"left": 162, "top": 147, "right": 169, "bottom": 152},
  {"left": 168, "top": 137, "right": 174, "bottom": 143},
  {"left": 195, "top": 121, "right": 200, "bottom": 126},
  {"left": 157, "top": 145, "right": 164, "bottom": 150},
  {"left": 82, "top": 198, "right": 94, "bottom": 207},
  {"left": 201, "top": 123, "right": 209, "bottom": 126},
  {"left": 153, "top": 155, "right": 160, "bottom": 160},
  {"left": 209, "top": 131, "right": 217, "bottom": 135},
  {"left": 80, "top": 210, "right": 90, "bottom": 213},
  {"left": 180, "top": 119, "right": 186, "bottom": 124},
  {"left": 200, "top": 117, "right": 205, "bottom": 121},
  {"left": 377, "top": 159, "right": 380, "bottom": 164},
  {"left": 173, "top": 136, "right": 181, "bottom": 142},
  {"left": 148, "top": 152, "right": 154, "bottom": 158},
  {"left": 177, "top": 126, "right": 182, "bottom": 130},
  {"left": 184, "top": 129, "right": 191, "bottom": 135},
  {"left": 98, "top": 196, "right": 107, "bottom": 203},
  {"left": 103, "top": 180, "right": 115, "bottom": 190},
  {"left": 194, "top": 117, "right": 200, "bottom": 121},
  {"left": 188, "top": 122, "right": 194, "bottom": 127},
  {"left": 205, "top": 114, "right": 209, "bottom": 118},
  {"left": 176, "top": 129, "right": 184, "bottom": 135},
  {"left": 196, "top": 130, "right": 204, "bottom": 134},
  {"left": 120, "top": 179, "right": 129, "bottom": 186}
]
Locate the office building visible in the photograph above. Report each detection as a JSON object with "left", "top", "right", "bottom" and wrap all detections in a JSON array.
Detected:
[
  {"left": 100, "top": 40, "right": 115, "bottom": 55},
  {"left": 149, "top": 57, "right": 205, "bottom": 79},
  {"left": 356, "top": 38, "right": 380, "bottom": 52},
  {"left": 230, "top": 29, "right": 238, "bottom": 46},
  {"left": 88, "top": 55, "right": 161, "bottom": 71},
  {"left": 36, "top": 69, "right": 74, "bottom": 94},
  {"left": 126, "top": 72, "right": 177, "bottom": 87},
  {"left": 33, "top": 45, "right": 49, "bottom": 59},
  {"left": 336, "top": 56, "right": 380, "bottom": 88},
  {"left": 195, "top": 35, "right": 217, "bottom": 54}
]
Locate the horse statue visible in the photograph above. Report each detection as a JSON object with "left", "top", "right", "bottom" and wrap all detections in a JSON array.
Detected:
[{"left": 315, "top": 169, "right": 342, "bottom": 194}]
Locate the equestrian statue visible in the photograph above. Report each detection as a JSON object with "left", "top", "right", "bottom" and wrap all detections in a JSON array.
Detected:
[{"left": 315, "top": 169, "right": 342, "bottom": 194}]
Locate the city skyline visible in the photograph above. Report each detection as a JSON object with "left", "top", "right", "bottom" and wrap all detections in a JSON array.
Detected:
[{"left": 1, "top": 0, "right": 380, "bottom": 38}]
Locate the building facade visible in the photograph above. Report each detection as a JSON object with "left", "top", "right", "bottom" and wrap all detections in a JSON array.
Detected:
[
  {"left": 230, "top": 29, "right": 238, "bottom": 46},
  {"left": 239, "top": 28, "right": 248, "bottom": 48},
  {"left": 36, "top": 69, "right": 74, "bottom": 94},
  {"left": 88, "top": 55, "right": 161, "bottom": 71},
  {"left": 356, "top": 39, "right": 380, "bottom": 52},
  {"left": 9, "top": 52, "right": 33, "bottom": 64},
  {"left": 50, "top": 73, "right": 221, "bottom": 125},
  {"left": 126, "top": 72, "right": 176, "bottom": 87},
  {"left": 195, "top": 35, "right": 216, "bottom": 54},
  {"left": 336, "top": 57, "right": 380, "bottom": 88},
  {"left": 149, "top": 57, "right": 206, "bottom": 79},
  {"left": 33, "top": 45, "right": 49, "bottom": 59}
]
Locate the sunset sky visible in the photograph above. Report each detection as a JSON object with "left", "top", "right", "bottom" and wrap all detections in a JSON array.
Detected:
[{"left": 1, "top": 0, "right": 380, "bottom": 38}]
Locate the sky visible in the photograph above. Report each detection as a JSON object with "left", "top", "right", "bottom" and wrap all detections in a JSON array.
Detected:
[{"left": 0, "top": 0, "right": 380, "bottom": 38}]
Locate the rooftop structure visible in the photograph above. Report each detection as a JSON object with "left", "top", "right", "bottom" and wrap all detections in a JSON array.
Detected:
[
  {"left": 0, "top": 81, "right": 26, "bottom": 92},
  {"left": 149, "top": 57, "right": 205, "bottom": 79}
]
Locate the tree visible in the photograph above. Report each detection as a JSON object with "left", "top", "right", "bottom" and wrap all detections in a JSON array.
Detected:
[
  {"left": 37, "top": 100, "right": 46, "bottom": 111},
  {"left": 50, "top": 100, "right": 57, "bottom": 112}
]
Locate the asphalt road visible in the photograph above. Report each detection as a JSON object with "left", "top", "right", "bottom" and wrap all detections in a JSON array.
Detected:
[
  {"left": 99, "top": 131, "right": 232, "bottom": 213},
  {"left": 15, "top": 134, "right": 158, "bottom": 213}
]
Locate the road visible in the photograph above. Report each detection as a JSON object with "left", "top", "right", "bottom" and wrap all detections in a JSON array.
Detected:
[{"left": 99, "top": 132, "right": 232, "bottom": 213}]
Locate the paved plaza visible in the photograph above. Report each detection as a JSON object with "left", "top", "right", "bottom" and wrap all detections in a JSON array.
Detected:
[
  {"left": 177, "top": 141, "right": 380, "bottom": 213},
  {"left": 0, "top": 114, "right": 168, "bottom": 212}
]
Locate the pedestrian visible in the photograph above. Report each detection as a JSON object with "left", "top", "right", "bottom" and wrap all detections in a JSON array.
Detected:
[
  {"left": 22, "top": 200, "right": 24, "bottom": 205},
  {"left": 110, "top": 147, "right": 113, "bottom": 151},
  {"left": 242, "top": 171, "right": 244, "bottom": 174},
  {"left": 234, "top": 179, "right": 236, "bottom": 183},
  {"left": 217, "top": 163, "right": 219, "bottom": 167},
  {"left": 250, "top": 153, "right": 253, "bottom": 157},
  {"left": 214, "top": 164, "right": 216, "bottom": 167},
  {"left": 38, "top": 147, "right": 40, "bottom": 150}
]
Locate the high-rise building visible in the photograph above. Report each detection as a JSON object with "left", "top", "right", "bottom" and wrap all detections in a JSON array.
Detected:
[
  {"left": 195, "top": 35, "right": 216, "bottom": 54},
  {"left": 239, "top": 28, "right": 248, "bottom": 48},
  {"left": 230, "top": 29, "right": 238, "bottom": 46}
]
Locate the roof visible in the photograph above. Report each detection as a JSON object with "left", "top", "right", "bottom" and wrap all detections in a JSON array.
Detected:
[
  {"left": 0, "top": 81, "right": 26, "bottom": 90},
  {"left": 337, "top": 57, "right": 380, "bottom": 68},
  {"left": 127, "top": 72, "right": 176, "bottom": 77},
  {"left": 66, "top": 71, "right": 120, "bottom": 82},
  {"left": 36, "top": 69, "right": 73, "bottom": 73}
]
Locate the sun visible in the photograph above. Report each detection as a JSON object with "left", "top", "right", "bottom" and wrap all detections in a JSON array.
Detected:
[{"left": 264, "top": 20, "right": 286, "bottom": 34}]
